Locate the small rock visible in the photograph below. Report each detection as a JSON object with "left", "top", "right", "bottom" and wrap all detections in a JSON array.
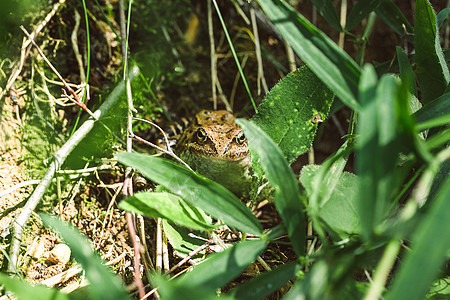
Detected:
[{"left": 46, "top": 244, "right": 71, "bottom": 265}]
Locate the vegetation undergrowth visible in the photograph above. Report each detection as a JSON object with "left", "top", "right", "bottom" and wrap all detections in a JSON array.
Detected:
[{"left": 0, "top": 0, "right": 449, "bottom": 299}]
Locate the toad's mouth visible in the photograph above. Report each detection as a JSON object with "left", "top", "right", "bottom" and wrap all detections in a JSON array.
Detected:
[{"left": 187, "top": 146, "right": 249, "bottom": 161}]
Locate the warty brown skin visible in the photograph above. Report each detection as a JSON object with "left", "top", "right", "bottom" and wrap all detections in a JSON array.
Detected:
[{"left": 175, "top": 110, "right": 253, "bottom": 196}]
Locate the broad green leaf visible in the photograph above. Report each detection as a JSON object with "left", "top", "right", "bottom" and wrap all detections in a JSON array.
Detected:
[
  {"left": 300, "top": 165, "right": 361, "bottom": 239},
  {"left": 413, "top": 92, "right": 450, "bottom": 125},
  {"left": 300, "top": 139, "right": 353, "bottom": 238},
  {"left": 375, "top": 0, "right": 413, "bottom": 41},
  {"left": 310, "top": 0, "right": 342, "bottom": 31},
  {"left": 386, "top": 178, "right": 450, "bottom": 300},
  {"left": 119, "top": 192, "right": 214, "bottom": 231},
  {"left": 115, "top": 152, "right": 263, "bottom": 235},
  {"left": 179, "top": 240, "right": 267, "bottom": 290},
  {"left": 39, "top": 214, "right": 130, "bottom": 300},
  {"left": 0, "top": 273, "right": 70, "bottom": 300},
  {"left": 396, "top": 46, "right": 417, "bottom": 97},
  {"left": 236, "top": 119, "right": 305, "bottom": 257},
  {"left": 257, "top": 0, "right": 361, "bottom": 110},
  {"left": 346, "top": 0, "right": 380, "bottom": 31},
  {"left": 252, "top": 66, "right": 334, "bottom": 164},
  {"left": 415, "top": 0, "right": 450, "bottom": 104},
  {"left": 229, "top": 262, "right": 301, "bottom": 299},
  {"left": 437, "top": 7, "right": 450, "bottom": 29},
  {"left": 304, "top": 141, "right": 351, "bottom": 212},
  {"left": 162, "top": 220, "right": 208, "bottom": 258}
]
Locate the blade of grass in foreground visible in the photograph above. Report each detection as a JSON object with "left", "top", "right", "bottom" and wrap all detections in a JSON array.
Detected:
[
  {"left": 386, "top": 178, "right": 450, "bottom": 300},
  {"left": 119, "top": 192, "right": 215, "bottom": 231},
  {"left": 356, "top": 65, "right": 391, "bottom": 240},
  {"left": 179, "top": 240, "right": 267, "bottom": 290},
  {"left": 257, "top": 0, "right": 361, "bottom": 111},
  {"left": 414, "top": 0, "right": 450, "bottom": 104},
  {"left": 413, "top": 93, "right": 450, "bottom": 125},
  {"left": 237, "top": 119, "right": 305, "bottom": 257},
  {"left": 396, "top": 46, "right": 417, "bottom": 97},
  {"left": 40, "top": 214, "right": 131, "bottom": 300},
  {"left": 0, "top": 273, "right": 69, "bottom": 300},
  {"left": 310, "top": 0, "right": 342, "bottom": 31},
  {"left": 115, "top": 152, "right": 263, "bottom": 236},
  {"left": 375, "top": 0, "right": 413, "bottom": 42},
  {"left": 346, "top": 0, "right": 380, "bottom": 31},
  {"left": 230, "top": 262, "right": 301, "bottom": 299},
  {"left": 150, "top": 241, "right": 268, "bottom": 298}
]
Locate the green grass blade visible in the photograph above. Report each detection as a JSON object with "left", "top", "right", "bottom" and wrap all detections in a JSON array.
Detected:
[
  {"left": 425, "top": 128, "right": 450, "bottom": 150},
  {"left": 396, "top": 46, "right": 417, "bottom": 97},
  {"left": 375, "top": 0, "right": 413, "bottom": 41},
  {"left": 119, "top": 192, "right": 215, "bottom": 231},
  {"left": 151, "top": 273, "right": 224, "bottom": 300},
  {"left": 415, "top": 0, "right": 450, "bottom": 104},
  {"left": 346, "top": 0, "right": 381, "bottom": 31},
  {"left": 0, "top": 273, "right": 70, "bottom": 300},
  {"left": 252, "top": 66, "right": 334, "bottom": 164},
  {"left": 310, "top": 0, "right": 342, "bottom": 31},
  {"left": 211, "top": 0, "right": 256, "bottom": 112},
  {"left": 416, "top": 113, "right": 450, "bottom": 131},
  {"left": 355, "top": 65, "right": 378, "bottom": 239},
  {"left": 386, "top": 178, "right": 450, "bottom": 300},
  {"left": 257, "top": 0, "right": 361, "bottom": 111},
  {"left": 413, "top": 92, "right": 450, "bottom": 125},
  {"left": 230, "top": 262, "right": 301, "bottom": 299},
  {"left": 40, "top": 214, "right": 131, "bottom": 300},
  {"left": 356, "top": 65, "right": 410, "bottom": 239},
  {"left": 437, "top": 8, "right": 450, "bottom": 29},
  {"left": 162, "top": 220, "right": 209, "bottom": 258},
  {"left": 115, "top": 152, "right": 263, "bottom": 235},
  {"left": 283, "top": 260, "right": 329, "bottom": 299},
  {"left": 179, "top": 240, "right": 267, "bottom": 290},
  {"left": 236, "top": 119, "right": 305, "bottom": 257}
]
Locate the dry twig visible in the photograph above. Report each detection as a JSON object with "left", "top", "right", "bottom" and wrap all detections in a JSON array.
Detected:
[
  {"left": 7, "top": 65, "right": 140, "bottom": 273},
  {"left": 207, "top": 0, "right": 217, "bottom": 110},
  {"left": 20, "top": 26, "right": 89, "bottom": 112},
  {"left": 0, "top": 0, "right": 66, "bottom": 101}
]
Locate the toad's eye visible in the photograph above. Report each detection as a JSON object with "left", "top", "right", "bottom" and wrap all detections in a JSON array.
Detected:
[
  {"left": 234, "top": 131, "right": 246, "bottom": 144},
  {"left": 196, "top": 128, "right": 208, "bottom": 142}
]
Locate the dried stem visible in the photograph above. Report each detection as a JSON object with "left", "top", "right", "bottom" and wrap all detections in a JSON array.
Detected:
[
  {"left": 1, "top": 0, "right": 66, "bottom": 100},
  {"left": 207, "top": 0, "right": 217, "bottom": 109},
  {"left": 338, "top": 0, "right": 347, "bottom": 49},
  {"left": 20, "top": 26, "right": 88, "bottom": 111},
  {"left": 71, "top": 9, "right": 86, "bottom": 83},
  {"left": 167, "top": 243, "right": 209, "bottom": 273},
  {"left": 132, "top": 117, "right": 193, "bottom": 170},
  {"left": 250, "top": 6, "right": 268, "bottom": 94},
  {"left": 7, "top": 65, "right": 140, "bottom": 273}
]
